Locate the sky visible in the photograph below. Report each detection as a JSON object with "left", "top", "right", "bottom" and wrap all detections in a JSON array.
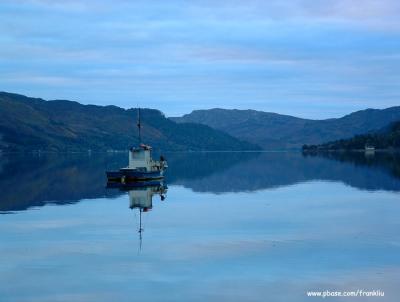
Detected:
[{"left": 0, "top": 0, "right": 400, "bottom": 119}]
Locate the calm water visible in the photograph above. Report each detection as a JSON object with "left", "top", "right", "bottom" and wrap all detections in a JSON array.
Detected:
[{"left": 0, "top": 152, "right": 399, "bottom": 302}]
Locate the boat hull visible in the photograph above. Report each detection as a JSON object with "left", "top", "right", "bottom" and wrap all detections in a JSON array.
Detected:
[
  {"left": 106, "top": 169, "right": 164, "bottom": 182},
  {"left": 106, "top": 179, "right": 164, "bottom": 189},
  {"left": 123, "top": 169, "right": 164, "bottom": 181}
]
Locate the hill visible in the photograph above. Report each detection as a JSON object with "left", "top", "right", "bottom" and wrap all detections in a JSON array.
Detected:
[
  {"left": 303, "top": 121, "right": 400, "bottom": 151},
  {"left": 0, "top": 92, "right": 260, "bottom": 152},
  {"left": 171, "top": 107, "right": 400, "bottom": 149}
]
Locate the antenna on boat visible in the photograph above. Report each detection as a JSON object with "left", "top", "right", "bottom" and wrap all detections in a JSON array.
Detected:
[{"left": 137, "top": 107, "right": 142, "bottom": 144}]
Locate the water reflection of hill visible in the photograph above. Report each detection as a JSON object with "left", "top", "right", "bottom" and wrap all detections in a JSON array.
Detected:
[
  {"left": 164, "top": 152, "right": 258, "bottom": 182},
  {"left": 0, "top": 153, "right": 125, "bottom": 212},
  {"left": 0, "top": 151, "right": 399, "bottom": 212},
  {"left": 306, "top": 151, "right": 400, "bottom": 179},
  {"left": 168, "top": 152, "right": 400, "bottom": 193}
]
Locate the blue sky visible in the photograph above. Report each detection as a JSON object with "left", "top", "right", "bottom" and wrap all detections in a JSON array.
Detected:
[{"left": 1, "top": 0, "right": 399, "bottom": 118}]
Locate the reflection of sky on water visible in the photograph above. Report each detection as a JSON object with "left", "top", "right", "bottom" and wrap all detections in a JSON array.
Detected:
[{"left": 1, "top": 180, "right": 399, "bottom": 301}]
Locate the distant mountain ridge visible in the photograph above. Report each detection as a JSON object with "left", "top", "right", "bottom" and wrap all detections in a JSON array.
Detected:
[
  {"left": 0, "top": 92, "right": 259, "bottom": 152},
  {"left": 171, "top": 107, "right": 400, "bottom": 149}
]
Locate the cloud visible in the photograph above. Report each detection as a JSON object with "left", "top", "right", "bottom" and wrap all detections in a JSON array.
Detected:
[{"left": 0, "top": 0, "right": 399, "bottom": 118}]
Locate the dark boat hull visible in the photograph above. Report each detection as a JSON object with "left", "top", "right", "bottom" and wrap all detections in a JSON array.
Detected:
[
  {"left": 106, "top": 179, "right": 164, "bottom": 189},
  {"left": 106, "top": 169, "right": 164, "bottom": 182}
]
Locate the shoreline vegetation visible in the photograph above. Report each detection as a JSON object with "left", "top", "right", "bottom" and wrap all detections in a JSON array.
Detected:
[
  {"left": 302, "top": 121, "right": 400, "bottom": 153},
  {"left": 302, "top": 148, "right": 400, "bottom": 154}
]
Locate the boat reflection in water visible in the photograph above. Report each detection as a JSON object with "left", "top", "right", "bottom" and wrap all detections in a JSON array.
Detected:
[{"left": 107, "top": 180, "right": 167, "bottom": 250}]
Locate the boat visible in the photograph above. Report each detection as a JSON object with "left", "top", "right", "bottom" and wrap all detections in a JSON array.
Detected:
[
  {"left": 106, "top": 108, "right": 168, "bottom": 182},
  {"left": 365, "top": 145, "right": 375, "bottom": 153}
]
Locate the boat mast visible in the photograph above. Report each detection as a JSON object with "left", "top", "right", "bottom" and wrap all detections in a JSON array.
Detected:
[
  {"left": 138, "top": 208, "right": 143, "bottom": 252},
  {"left": 137, "top": 108, "right": 142, "bottom": 145}
]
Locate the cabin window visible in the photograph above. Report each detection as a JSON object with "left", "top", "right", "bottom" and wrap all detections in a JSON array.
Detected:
[{"left": 132, "top": 151, "right": 145, "bottom": 159}]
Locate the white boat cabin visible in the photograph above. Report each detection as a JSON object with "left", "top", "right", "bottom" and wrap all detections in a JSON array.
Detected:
[{"left": 127, "top": 144, "right": 166, "bottom": 172}]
